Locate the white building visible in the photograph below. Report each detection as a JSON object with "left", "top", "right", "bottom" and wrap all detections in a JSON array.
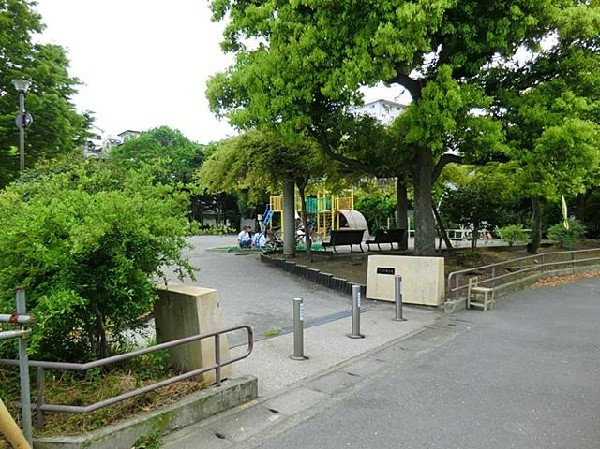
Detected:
[
  {"left": 82, "top": 127, "right": 141, "bottom": 158},
  {"left": 353, "top": 98, "right": 408, "bottom": 125},
  {"left": 82, "top": 124, "right": 122, "bottom": 158}
]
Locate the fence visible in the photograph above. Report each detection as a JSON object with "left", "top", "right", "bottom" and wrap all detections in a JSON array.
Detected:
[
  {"left": 447, "top": 247, "right": 600, "bottom": 299},
  {"left": 0, "top": 324, "right": 253, "bottom": 429}
]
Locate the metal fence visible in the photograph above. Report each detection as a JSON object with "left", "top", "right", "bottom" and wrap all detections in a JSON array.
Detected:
[
  {"left": 0, "top": 324, "right": 253, "bottom": 429},
  {"left": 447, "top": 247, "right": 600, "bottom": 299}
]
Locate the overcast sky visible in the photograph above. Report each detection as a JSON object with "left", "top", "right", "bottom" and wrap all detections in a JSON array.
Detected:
[
  {"left": 33, "top": 1, "right": 405, "bottom": 144},
  {"left": 34, "top": 0, "right": 236, "bottom": 143}
]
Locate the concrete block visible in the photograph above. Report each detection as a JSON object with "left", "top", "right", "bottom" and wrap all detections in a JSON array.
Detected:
[
  {"left": 366, "top": 255, "right": 444, "bottom": 306},
  {"left": 155, "top": 283, "right": 232, "bottom": 384}
]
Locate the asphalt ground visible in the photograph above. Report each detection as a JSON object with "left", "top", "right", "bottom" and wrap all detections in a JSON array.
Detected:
[
  {"left": 163, "top": 235, "right": 361, "bottom": 346},
  {"left": 162, "top": 272, "right": 600, "bottom": 449}
]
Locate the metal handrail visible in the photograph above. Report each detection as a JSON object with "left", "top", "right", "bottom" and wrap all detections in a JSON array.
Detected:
[
  {"left": 447, "top": 247, "right": 600, "bottom": 298},
  {"left": 0, "top": 324, "right": 253, "bottom": 428}
]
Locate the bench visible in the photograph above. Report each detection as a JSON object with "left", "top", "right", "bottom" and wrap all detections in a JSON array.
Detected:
[
  {"left": 321, "top": 229, "right": 366, "bottom": 253},
  {"left": 365, "top": 228, "right": 407, "bottom": 251}
]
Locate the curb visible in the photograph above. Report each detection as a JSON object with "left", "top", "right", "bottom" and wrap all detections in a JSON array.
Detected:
[
  {"left": 33, "top": 376, "right": 258, "bottom": 449},
  {"left": 260, "top": 253, "right": 367, "bottom": 297}
]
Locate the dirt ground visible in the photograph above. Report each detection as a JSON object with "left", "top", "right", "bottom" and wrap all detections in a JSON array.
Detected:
[{"left": 267, "top": 240, "right": 600, "bottom": 286}]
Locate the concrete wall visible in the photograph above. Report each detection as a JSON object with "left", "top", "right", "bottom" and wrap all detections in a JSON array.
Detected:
[
  {"left": 367, "top": 255, "right": 445, "bottom": 306},
  {"left": 155, "top": 284, "right": 232, "bottom": 384}
]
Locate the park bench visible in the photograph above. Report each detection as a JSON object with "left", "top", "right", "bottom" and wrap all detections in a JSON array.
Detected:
[
  {"left": 365, "top": 228, "right": 407, "bottom": 251},
  {"left": 321, "top": 229, "right": 366, "bottom": 253}
]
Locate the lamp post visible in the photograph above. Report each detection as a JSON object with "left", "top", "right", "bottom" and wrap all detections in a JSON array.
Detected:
[{"left": 11, "top": 79, "right": 33, "bottom": 174}]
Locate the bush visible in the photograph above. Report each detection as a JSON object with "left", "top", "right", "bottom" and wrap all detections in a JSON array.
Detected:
[
  {"left": 546, "top": 219, "right": 587, "bottom": 247},
  {"left": 0, "top": 159, "right": 195, "bottom": 362},
  {"left": 498, "top": 224, "right": 528, "bottom": 247},
  {"left": 195, "top": 223, "right": 235, "bottom": 235},
  {"left": 355, "top": 192, "right": 396, "bottom": 234}
]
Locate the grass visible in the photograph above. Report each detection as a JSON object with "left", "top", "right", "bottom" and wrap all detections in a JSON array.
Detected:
[
  {"left": 0, "top": 347, "right": 206, "bottom": 438},
  {"left": 261, "top": 327, "right": 282, "bottom": 339}
]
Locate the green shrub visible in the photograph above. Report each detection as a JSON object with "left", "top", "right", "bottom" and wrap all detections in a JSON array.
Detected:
[
  {"left": 355, "top": 192, "right": 396, "bottom": 234},
  {"left": 498, "top": 224, "right": 528, "bottom": 247},
  {"left": 0, "top": 159, "right": 195, "bottom": 362},
  {"left": 195, "top": 223, "right": 235, "bottom": 235},
  {"left": 546, "top": 219, "right": 586, "bottom": 247}
]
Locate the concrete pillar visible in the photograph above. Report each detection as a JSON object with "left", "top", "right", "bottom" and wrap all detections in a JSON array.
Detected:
[{"left": 154, "top": 284, "right": 232, "bottom": 385}]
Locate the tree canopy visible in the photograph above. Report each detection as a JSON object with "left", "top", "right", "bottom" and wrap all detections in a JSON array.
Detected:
[
  {"left": 484, "top": 27, "right": 600, "bottom": 250},
  {"left": 206, "top": 0, "right": 596, "bottom": 255},
  {"left": 110, "top": 126, "right": 205, "bottom": 185},
  {"left": 0, "top": 157, "right": 194, "bottom": 361},
  {"left": 0, "top": 0, "right": 89, "bottom": 188}
]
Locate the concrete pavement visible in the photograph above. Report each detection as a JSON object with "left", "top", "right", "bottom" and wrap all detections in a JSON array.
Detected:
[
  {"left": 159, "top": 235, "right": 443, "bottom": 447},
  {"left": 161, "top": 301, "right": 443, "bottom": 449},
  {"left": 162, "top": 273, "right": 600, "bottom": 449}
]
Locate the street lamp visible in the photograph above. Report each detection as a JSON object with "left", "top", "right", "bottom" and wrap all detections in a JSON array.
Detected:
[{"left": 11, "top": 79, "right": 33, "bottom": 174}]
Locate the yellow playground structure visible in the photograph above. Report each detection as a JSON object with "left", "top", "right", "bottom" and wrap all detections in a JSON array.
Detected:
[{"left": 266, "top": 190, "right": 367, "bottom": 239}]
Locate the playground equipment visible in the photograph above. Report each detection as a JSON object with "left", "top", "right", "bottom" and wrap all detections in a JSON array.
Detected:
[{"left": 266, "top": 190, "right": 367, "bottom": 240}]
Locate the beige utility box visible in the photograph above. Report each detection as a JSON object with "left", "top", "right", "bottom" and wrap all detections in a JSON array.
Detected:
[
  {"left": 367, "top": 255, "right": 445, "bottom": 306},
  {"left": 155, "top": 284, "right": 232, "bottom": 385}
]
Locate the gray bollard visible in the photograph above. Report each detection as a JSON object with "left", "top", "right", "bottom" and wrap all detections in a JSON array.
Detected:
[
  {"left": 348, "top": 284, "right": 365, "bottom": 339},
  {"left": 394, "top": 275, "right": 407, "bottom": 322},
  {"left": 290, "top": 297, "right": 307, "bottom": 360}
]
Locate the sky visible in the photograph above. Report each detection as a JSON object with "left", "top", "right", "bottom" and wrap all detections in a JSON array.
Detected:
[
  {"left": 33, "top": 1, "right": 405, "bottom": 144},
  {"left": 34, "top": 0, "right": 236, "bottom": 144}
]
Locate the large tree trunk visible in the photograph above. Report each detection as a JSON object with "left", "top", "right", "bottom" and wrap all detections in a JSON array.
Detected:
[
  {"left": 283, "top": 179, "right": 296, "bottom": 257},
  {"left": 529, "top": 196, "right": 542, "bottom": 254},
  {"left": 396, "top": 178, "right": 409, "bottom": 250},
  {"left": 413, "top": 147, "right": 436, "bottom": 256},
  {"left": 297, "top": 183, "right": 313, "bottom": 262},
  {"left": 575, "top": 189, "right": 592, "bottom": 222},
  {"left": 95, "top": 307, "right": 108, "bottom": 360}
]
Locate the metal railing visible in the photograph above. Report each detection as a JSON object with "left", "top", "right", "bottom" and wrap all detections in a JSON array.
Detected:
[
  {"left": 0, "top": 324, "right": 253, "bottom": 429},
  {"left": 447, "top": 247, "right": 600, "bottom": 299},
  {"left": 0, "top": 287, "right": 34, "bottom": 447}
]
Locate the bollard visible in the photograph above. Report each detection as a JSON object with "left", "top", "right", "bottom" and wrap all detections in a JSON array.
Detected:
[
  {"left": 290, "top": 297, "right": 307, "bottom": 360},
  {"left": 15, "top": 287, "right": 33, "bottom": 446},
  {"left": 348, "top": 284, "right": 365, "bottom": 339},
  {"left": 393, "top": 275, "right": 407, "bottom": 322}
]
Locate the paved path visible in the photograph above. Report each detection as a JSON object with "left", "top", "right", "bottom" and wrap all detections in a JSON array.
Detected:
[
  {"left": 162, "top": 235, "right": 363, "bottom": 345},
  {"left": 163, "top": 271, "right": 600, "bottom": 449}
]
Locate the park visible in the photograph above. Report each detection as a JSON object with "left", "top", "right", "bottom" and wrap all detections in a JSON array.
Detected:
[{"left": 1, "top": 0, "right": 600, "bottom": 448}]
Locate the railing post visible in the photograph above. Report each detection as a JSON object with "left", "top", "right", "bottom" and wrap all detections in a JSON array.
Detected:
[
  {"left": 15, "top": 287, "right": 33, "bottom": 446},
  {"left": 290, "top": 297, "right": 307, "bottom": 360},
  {"left": 36, "top": 367, "right": 45, "bottom": 429},
  {"left": 541, "top": 253, "right": 545, "bottom": 273},
  {"left": 214, "top": 334, "right": 221, "bottom": 386}
]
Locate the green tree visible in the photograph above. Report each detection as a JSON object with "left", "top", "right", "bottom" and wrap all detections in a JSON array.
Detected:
[
  {"left": 0, "top": 157, "right": 194, "bottom": 361},
  {"left": 487, "top": 37, "right": 600, "bottom": 252},
  {"left": 0, "top": 0, "right": 88, "bottom": 187},
  {"left": 207, "top": 0, "right": 568, "bottom": 255},
  {"left": 440, "top": 173, "right": 506, "bottom": 249},
  {"left": 198, "top": 129, "right": 340, "bottom": 257},
  {"left": 110, "top": 126, "right": 205, "bottom": 185}
]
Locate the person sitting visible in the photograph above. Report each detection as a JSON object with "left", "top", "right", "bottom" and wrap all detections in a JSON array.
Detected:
[
  {"left": 252, "top": 231, "right": 267, "bottom": 249},
  {"left": 238, "top": 225, "right": 252, "bottom": 248}
]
